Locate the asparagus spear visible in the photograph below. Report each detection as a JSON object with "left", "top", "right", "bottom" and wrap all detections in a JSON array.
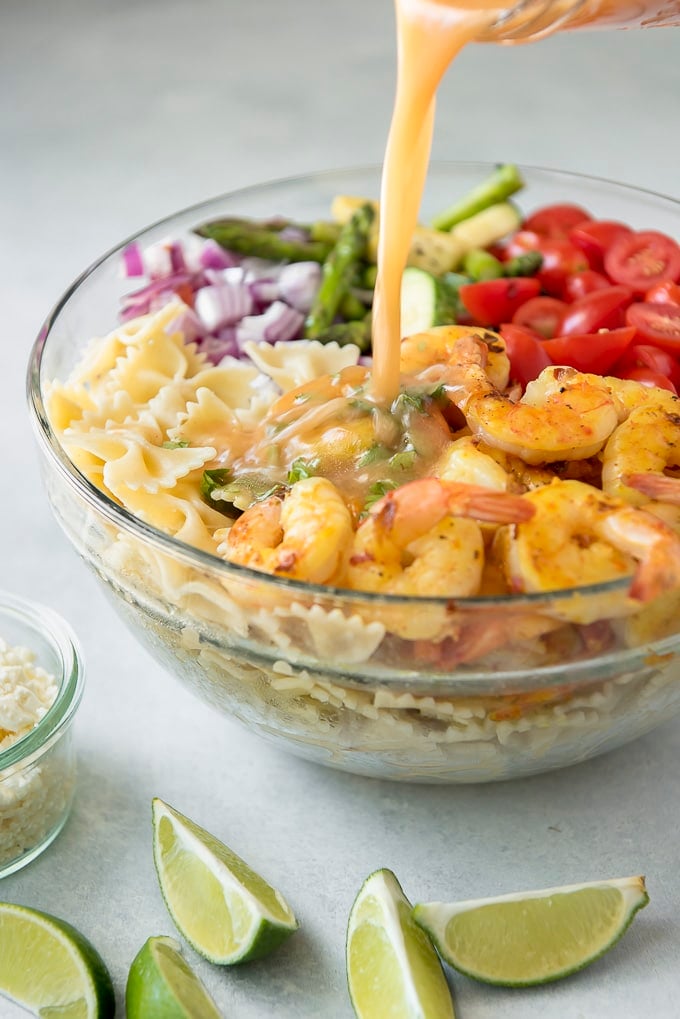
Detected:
[
  {"left": 503, "top": 250, "right": 543, "bottom": 277},
  {"left": 305, "top": 203, "right": 375, "bottom": 339},
  {"left": 195, "top": 217, "right": 335, "bottom": 263},
  {"left": 314, "top": 319, "right": 372, "bottom": 353},
  {"left": 431, "top": 164, "right": 524, "bottom": 232}
]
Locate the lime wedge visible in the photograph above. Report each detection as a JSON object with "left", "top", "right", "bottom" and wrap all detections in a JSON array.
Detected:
[
  {"left": 346, "top": 869, "right": 455, "bottom": 1019},
  {"left": 151, "top": 798, "right": 298, "bottom": 965},
  {"left": 414, "top": 875, "right": 649, "bottom": 987},
  {"left": 126, "top": 936, "right": 221, "bottom": 1018},
  {"left": 0, "top": 901, "right": 114, "bottom": 1018}
]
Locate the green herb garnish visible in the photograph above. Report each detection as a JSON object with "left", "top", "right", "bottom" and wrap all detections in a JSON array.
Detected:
[{"left": 287, "top": 457, "right": 319, "bottom": 483}]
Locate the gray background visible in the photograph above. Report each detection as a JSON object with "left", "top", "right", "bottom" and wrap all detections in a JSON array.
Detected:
[{"left": 2, "top": 1, "right": 680, "bottom": 1015}]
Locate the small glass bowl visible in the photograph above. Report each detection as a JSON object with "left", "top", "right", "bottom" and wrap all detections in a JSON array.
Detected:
[{"left": 0, "top": 590, "right": 84, "bottom": 878}]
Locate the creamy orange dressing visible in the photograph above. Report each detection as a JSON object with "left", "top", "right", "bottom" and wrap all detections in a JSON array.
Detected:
[{"left": 371, "top": 0, "right": 680, "bottom": 403}]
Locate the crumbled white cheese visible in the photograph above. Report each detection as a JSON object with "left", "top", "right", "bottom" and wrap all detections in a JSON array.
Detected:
[
  {"left": 0, "top": 638, "right": 58, "bottom": 749},
  {"left": 0, "top": 637, "right": 69, "bottom": 871}
]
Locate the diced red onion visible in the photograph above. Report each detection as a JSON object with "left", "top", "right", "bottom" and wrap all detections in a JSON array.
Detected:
[
  {"left": 278, "top": 262, "right": 321, "bottom": 313},
  {"left": 236, "top": 301, "right": 305, "bottom": 346},
  {"left": 194, "top": 282, "right": 254, "bottom": 332},
  {"left": 197, "top": 330, "right": 241, "bottom": 364},
  {"left": 120, "top": 271, "right": 200, "bottom": 318},
  {"left": 240, "top": 257, "right": 284, "bottom": 281},
  {"left": 249, "top": 279, "right": 280, "bottom": 305},
  {"left": 142, "top": 242, "right": 174, "bottom": 279},
  {"left": 204, "top": 266, "right": 246, "bottom": 287},
  {"left": 122, "top": 243, "right": 144, "bottom": 277},
  {"left": 166, "top": 305, "right": 205, "bottom": 343}
]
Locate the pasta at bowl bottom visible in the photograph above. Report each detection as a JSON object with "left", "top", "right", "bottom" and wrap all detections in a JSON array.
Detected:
[{"left": 40, "top": 461, "right": 680, "bottom": 783}]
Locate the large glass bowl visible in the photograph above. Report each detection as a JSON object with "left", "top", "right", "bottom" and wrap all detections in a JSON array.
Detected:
[{"left": 27, "top": 163, "right": 680, "bottom": 783}]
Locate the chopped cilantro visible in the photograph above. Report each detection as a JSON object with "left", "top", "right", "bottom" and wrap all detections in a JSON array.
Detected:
[
  {"left": 364, "top": 479, "right": 398, "bottom": 512},
  {"left": 356, "top": 444, "right": 389, "bottom": 468},
  {"left": 162, "top": 439, "right": 190, "bottom": 449},
  {"left": 388, "top": 449, "right": 417, "bottom": 472},
  {"left": 287, "top": 457, "right": 319, "bottom": 483},
  {"left": 201, "top": 469, "right": 232, "bottom": 501}
]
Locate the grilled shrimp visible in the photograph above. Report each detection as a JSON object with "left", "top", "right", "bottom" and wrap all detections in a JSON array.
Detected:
[
  {"left": 219, "top": 476, "right": 352, "bottom": 584},
  {"left": 400, "top": 324, "right": 510, "bottom": 390},
  {"left": 430, "top": 335, "right": 620, "bottom": 464},
  {"left": 347, "top": 478, "right": 534, "bottom": 597},
  {"left": 602, "top": 403, "right": 680, "bottom": 504},
  {"left": 501, "top": 478, "right": 680, "bottom": 604}
]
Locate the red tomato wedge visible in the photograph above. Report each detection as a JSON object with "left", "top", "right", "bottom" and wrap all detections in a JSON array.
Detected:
[
  {"left": 499, "top": 324, "right": 552, "bottom": 388},
  {"left": 625, "top": 302, "right": 680, "bottom": 353},
  {"left": 645, "top": 281, "right": 680, "bottom": 306},
  {"left": 562, "top": 270, "right": 611, "bottom": 302},
  {"left": 604, "top": 231, "right": 680, "bottom": 294},
  {"left": 618, "top": 367, "right": 678, "bottom": 393},
  {"left": 541, "top": 326, "right": 636, "bottom": 375},
  {"left": 535, "top": 241, "right": 590, "bottom": 296},
  {"left": 458, "top": 277, "right": 541, "bottom": 325},
  {"left": 568, "top": 220, "right": 633, "bottom": 272},
  {"left": 558, "top": 286, "right": 633, "bottom": 336},
  {"left": 511, "top": 296, "right": 567, "bottom": 339},
  {"left": 613, "top": 343, "right": 680, "bottom": 389},
  {"left": 523, "top": 203, "right": 592, "bottom": 239}
]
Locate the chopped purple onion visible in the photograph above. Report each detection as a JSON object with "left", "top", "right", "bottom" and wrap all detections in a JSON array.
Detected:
[
  {"left": 197, "top": 330, "right": 241, "bottom": 365},
  {"left": 249, "top": 278, "right": 280, "bottom": 306},
  {"left": 278, "top": 262, "right": 322, "bottom": 313},
  {"left": 236, "top": 301, "right": 305, "bottom": 346},
  {"left": 194, "top": 282, "right": 254, "bottom": 332},
  {"left": 122, "top": 243, "right": 144, "bottom": 277}
]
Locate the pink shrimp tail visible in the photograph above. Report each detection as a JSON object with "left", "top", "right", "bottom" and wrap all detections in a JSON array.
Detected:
[
  {"left": 367, "top": 478, "right": 534, "bottom": 549},
  {"left": 625, "top": 472, "right": 680, "bottom": 505},
  {"left": 629, "top": 541, "right": 680, "bottom": 602}
]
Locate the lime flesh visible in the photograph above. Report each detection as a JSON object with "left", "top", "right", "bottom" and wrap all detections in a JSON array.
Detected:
[
  {"left": 152, "top": 798, "right": 298, "bottom": 965},
  {"left": 347, "top": 869, "right": 455, "bottom": 1019},
  {"left": 0, "top": 901, "right": 114, "bottom": 1018},
  {"left": 414, "top": 875, "right": 649, "bottom": 987}
]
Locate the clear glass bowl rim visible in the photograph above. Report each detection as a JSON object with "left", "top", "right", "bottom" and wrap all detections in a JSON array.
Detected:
[
  {"left": 26, "top": 160, "right": 680, "bottom": 613},
  {"left": 0, "top": 590, "right": 84, "bottom": 771}
]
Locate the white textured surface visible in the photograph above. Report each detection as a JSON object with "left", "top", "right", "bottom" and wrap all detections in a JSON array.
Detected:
[{"left": 2, "top": 1, "right": 680, "bottom": 1015}]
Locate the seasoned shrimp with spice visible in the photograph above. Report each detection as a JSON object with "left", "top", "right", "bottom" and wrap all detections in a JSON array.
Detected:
[
  {"left": 429, "top": 334, "right": 620, "bottom": 464},
  {"left": 347, "top": 478, "right": 534, "bottom": 597},
  {"left": 602, "top": 403, "right": 680, "bottom": 504},
  {"left": 501, "top": 478, "right": 680, "bottom": 606},
  {"left": 219, "top": 476, "right": 352, "bottom": 584}
]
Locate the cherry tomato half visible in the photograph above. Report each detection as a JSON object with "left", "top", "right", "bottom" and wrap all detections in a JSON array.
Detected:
[
  {"left": 558, "top": 286, "right": 633, "bottom": 336},
  {"left": 645, "top": 281, "right": 680, "bottom": 307},
  {"left": 540, "top": 326, "right": 636, "bottom": 376},
  {"left": 499, "top": 323, "right": 552, "bottom": 389},
  {"left": 523, "top": 203, "right": 592, "bottom": 239},
  {"left": 536, "top": 240, "right": 590, "bottom": 296},
  {"left": 613, "top": 343, "right": 680, "bottom": 390},
  {"left": 512, "top": 296, "right": 568, "bottom": 339},
  {"left": 568, "top": 220, "right": 633, "bottom": 272},
  {"left": 458, "top": 277, "right": 541, "bottom": 325},
  {"left": 604, "top": 231, "right": 680, "bottom": 294},
  {"left": 625, "top": 301, "right": 680, "bottom": 353},
  {"left": 617, "top": 367, "right": 678, "bottom": 393},
  {"left": 561, "top": 270, "right": 611, "bottom": 302}
]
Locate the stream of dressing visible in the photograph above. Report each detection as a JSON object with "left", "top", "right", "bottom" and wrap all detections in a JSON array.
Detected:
[
  {"left": 370, "top": 0, "right": 508, "bottom": 403},
  {"left": 369, "top": 0, "right": 680, "bottom": 404}
]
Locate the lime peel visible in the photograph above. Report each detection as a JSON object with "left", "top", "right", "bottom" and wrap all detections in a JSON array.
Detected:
[
  {"left": 414, "top": 875, "right": 649, "bottom": 987},
  {"left": 151, "top": 798, "right": 298, "bottom": 966},
  {"left": 126, "top": 935, "right": 221, "bottom": 1019},
  {"left": 0, "top": 901, "right": 114, "bottom": 1018},
  {"left": 347, "top": 868, "right": 455, "bottom": 1018}
]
